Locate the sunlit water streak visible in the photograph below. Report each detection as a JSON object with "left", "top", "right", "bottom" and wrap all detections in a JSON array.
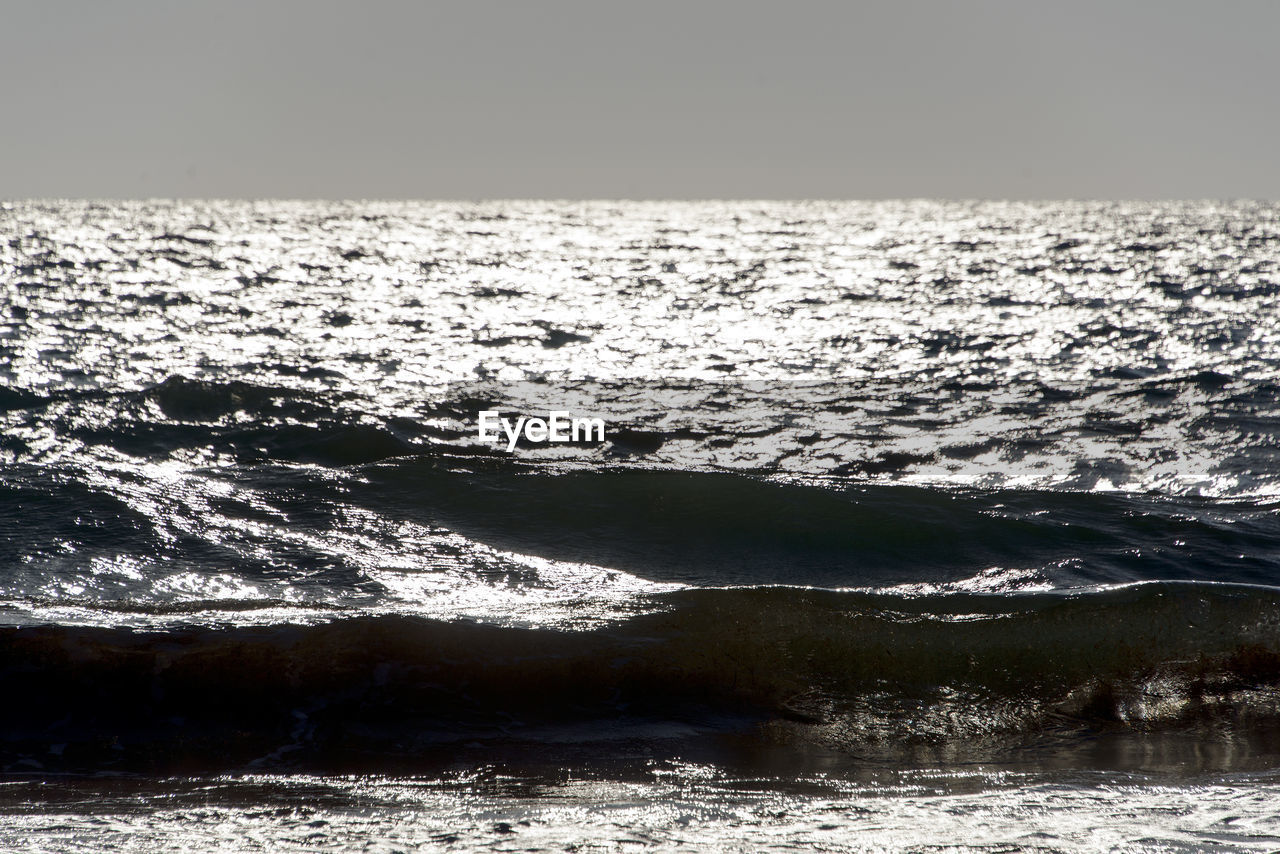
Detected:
[{"left": 2, "top": 768, "right": 1280, "bottom": 853}]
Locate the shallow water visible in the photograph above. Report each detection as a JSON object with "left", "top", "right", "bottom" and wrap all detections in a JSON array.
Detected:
[{"left": 3, "top": 768, "right": 1280, "bottom": 853}]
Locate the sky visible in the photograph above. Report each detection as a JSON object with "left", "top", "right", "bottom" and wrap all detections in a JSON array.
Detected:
[{"left": 2, "top": 0, "right": 1278, "bottom": 200}]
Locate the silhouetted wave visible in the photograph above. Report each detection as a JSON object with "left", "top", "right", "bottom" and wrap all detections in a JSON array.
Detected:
[{"left": 2, "top": 582, "right": 1278, "bottom": 772}]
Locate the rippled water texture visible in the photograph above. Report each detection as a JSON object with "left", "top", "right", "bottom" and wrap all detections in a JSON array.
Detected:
[
  {"left": 4, "top": 201, "right": 1280, "bottom": 850},
  {"left": 3, "top": 768, "right": 1280, "bottom": 854}
]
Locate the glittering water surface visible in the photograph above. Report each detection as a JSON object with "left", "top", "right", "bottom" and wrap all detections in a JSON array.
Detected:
[
  {"left": 3, "top": 768, "right": 1280, "bottom": 853},
  {"left": 4, "top": 201, "right": 1280, "bottom": 849}
]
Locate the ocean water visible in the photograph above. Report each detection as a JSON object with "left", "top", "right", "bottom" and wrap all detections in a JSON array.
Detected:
[{"left": 3, "top": 199, "right": 1280, "bottom": 850}]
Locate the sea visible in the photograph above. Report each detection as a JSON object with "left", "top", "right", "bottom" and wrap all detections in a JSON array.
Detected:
[{"left": 2, "top": 200, "right": 1280, "bottom": 851}]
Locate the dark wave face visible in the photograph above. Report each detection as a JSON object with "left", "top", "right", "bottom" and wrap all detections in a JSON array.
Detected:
[
  {"left": 4, "top": 584, "right": 1280, "bottom": 774},
  {"left": 3, "top": 201, "right": 1280, "bottom": 780}
]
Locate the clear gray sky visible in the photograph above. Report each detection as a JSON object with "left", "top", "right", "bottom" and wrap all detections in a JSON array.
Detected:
[{"left": 3, "top": 0, "right": 1278, "bottom": 199}]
